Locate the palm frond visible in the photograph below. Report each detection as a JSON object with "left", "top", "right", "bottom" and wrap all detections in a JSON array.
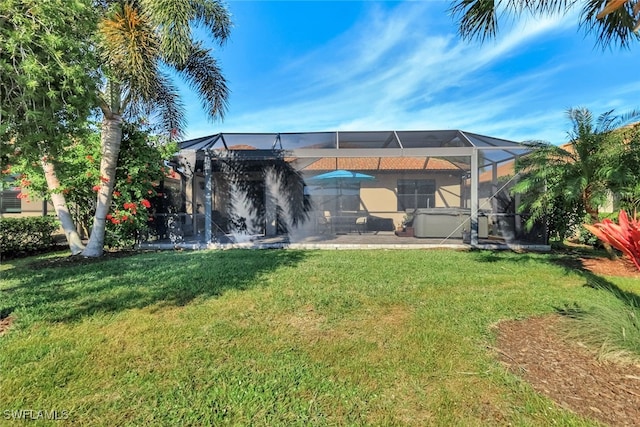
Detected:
[
  {"left": 178, "top": 43, "right": 229, "bottom": 121},
  {"left": 148, "top": 73, "right": 186, "bottom": 138},
  {"left": 526, "top": 0, "right": 578, "bottom": 15},
  {"left": 451, "top": 0, "right": 579, "bottom": 41},
  {"left": 597, "top": 108, "right": 640, "bottom": 132},
  {"left": 140, "top": 0, "right": 193, "bottom": 65},
  {"left": 567, "top": 107, "right": 594, "bottom": 138},
  {"left": 452, "top": 0, "right": 640, "bottom": 49},
  {"left": 99, "top": 3, "right": 161, "bottom": 112},
  {"left": 140, "top": 0, "right": 231, "bottom": 67},
  {"left": 580, "top": 0, "right": 640, "bottom": 49},
  {"left": 449, "top": 0, "right": 498, "bottom": 41},
  {"left": 595, "top": 108, "right": 620, "bottom": 132},
  {"left": 515, "top": 142, "right": 573, "bottom": 173},
  {"left": 190, "top": 0, "right": 232, "bottom": 44}
]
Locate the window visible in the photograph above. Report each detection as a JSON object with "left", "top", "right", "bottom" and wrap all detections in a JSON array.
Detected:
[
  {"left": 0, "top": 189, "right": 21, "bottom": 213},
  {"left": 397, "top": 179, "right": 435, "bottom": 210}
]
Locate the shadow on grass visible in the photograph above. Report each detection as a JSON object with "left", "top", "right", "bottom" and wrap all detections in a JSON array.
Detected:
[
  {"left": 582, "top": 275, "right": 640, "bottom": 307},
  {"left": 469, "top": 249, "right": 640, "bottom": 313},
  {"left": 546, "top": 251, "right": 640, "bottom": 312},
  {"left": 0, "top": 249, "right": 309, "bottom": 326}
]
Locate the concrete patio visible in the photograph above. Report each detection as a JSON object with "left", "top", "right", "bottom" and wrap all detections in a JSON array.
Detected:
[{"left": 137, "top": 230, "right": 550, "bottom": 251}]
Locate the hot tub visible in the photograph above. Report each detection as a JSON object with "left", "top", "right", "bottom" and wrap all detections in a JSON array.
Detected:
[{"left": 413, "top": 208, "right": 488, "bottom": 239}]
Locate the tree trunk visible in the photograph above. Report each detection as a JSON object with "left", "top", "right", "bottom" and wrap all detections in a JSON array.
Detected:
[
  {"left": 41, "top": 159, "right": 85, "bottom": 255},
  {"left": 82, "top": 114, "right": 123, "bottom": 257}
]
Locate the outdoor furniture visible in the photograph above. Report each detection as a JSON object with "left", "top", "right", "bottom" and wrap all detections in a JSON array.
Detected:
[
  {"left": 413, "top": 208, "right": 488, "bottom": 239},
  {"left": 330, "top": 215, "right": 357, "bottom": 234},
  {"left": 355, "top": 216, "right": 368, "bottom": 234},
  {"left": 316, "top": 211, "right": 369, "bottom": 234},
  {"left": 317, "top": 211, "right": 332, "bottom": 234}
]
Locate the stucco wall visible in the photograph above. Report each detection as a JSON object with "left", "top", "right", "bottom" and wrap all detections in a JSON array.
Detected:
[
  {"left": 0, "top": 198, "right": 49, "bottom": 218},
  {"left": 358, "top": 172, "right": 462, "bottom": 226}
]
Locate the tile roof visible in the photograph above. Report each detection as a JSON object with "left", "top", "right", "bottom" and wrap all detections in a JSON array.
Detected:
[{"left": 301, "top": 157, "right": 464, "bottom": 171}]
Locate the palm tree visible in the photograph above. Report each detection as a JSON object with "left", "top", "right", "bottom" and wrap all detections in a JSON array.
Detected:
[
  {"left": 450, "top": 0, "right": 640, "bottom": 49},
  {"left": 514, "top": 107, "right": 640, "bottom": 245},
  {"left": 82, "top": 0, "right": 231, "bottom": 257}
]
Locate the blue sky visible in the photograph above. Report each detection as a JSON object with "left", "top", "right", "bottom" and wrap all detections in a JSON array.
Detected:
[{"left": 181, "top": 1, "right": 640, "bottom": 145}]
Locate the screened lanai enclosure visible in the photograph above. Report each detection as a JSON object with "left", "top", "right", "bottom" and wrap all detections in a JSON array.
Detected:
[{"left": 139, "top": 130, "right": 548, "bottom": 249}]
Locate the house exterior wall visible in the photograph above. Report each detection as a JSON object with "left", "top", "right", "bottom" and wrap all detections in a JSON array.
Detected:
[
  {"left": 356, "top": 171, "right": 463, "bottom": 226},
  {"left": 185, "top": 169, "right": 466, "bottom": 233},
  {"left": 19, "top": 199, "right": 48, "bottom": 216},
  {"left": 0, "top": 193, "right": 50, "bottom": 218},
  {"left": 436, "top": 176, "right": 463, "bottom": 208}
]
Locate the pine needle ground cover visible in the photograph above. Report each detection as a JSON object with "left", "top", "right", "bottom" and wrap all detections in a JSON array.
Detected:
[{"left": 1, "top": 249, "right": 637, "bottom": 426}]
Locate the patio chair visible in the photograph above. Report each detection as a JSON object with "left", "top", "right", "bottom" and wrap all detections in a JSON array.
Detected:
[
  {"left": 355, "top": 216, "right": 368, "bottom": 234},
  {"left": 317, "top": 211, "right": 332, "bottom": 234}
]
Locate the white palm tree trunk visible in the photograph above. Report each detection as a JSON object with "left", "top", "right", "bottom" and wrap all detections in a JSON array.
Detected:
[
  {"left": 82, "top": 114, "right": 123, "bottom": 257},
  {"left": 41, "top": 159, "right": 85, "bottom": 255}
]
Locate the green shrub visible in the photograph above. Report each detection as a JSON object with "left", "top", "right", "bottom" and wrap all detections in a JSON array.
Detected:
[
  {"left": 104, "top": 218, "right": 146, "bottom": 249},
  {"left": 577, "top": 226, "right": 600, "bottom": 247},
  {"left": 578, "top": 212, "right": 619, "bottom": 247},
  {"left": 0, "top": 216, "right": 59, "bottom": 257}
]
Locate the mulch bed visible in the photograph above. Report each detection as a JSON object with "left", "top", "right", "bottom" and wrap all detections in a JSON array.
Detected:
[
  {"left": 579, "top": 256, "right": 640, "bottom": 278},
  {"left": 0, "top": 315, "right": 13, "bottom": 336},
  {"left": 494, "top": 256, "right": 640, "bottom": 426}
]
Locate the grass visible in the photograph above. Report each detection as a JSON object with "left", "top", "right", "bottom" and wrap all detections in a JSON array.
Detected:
[
  {"left": 562, "top": 275, "right": 640, "bottom": 361},
  {"left": 1, "top": 249, "right": 639, "bottom": 425}
]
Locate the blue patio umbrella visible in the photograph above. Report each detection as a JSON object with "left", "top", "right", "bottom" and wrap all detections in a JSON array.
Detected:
[
  {"left": 307, "top": 170, "right": 376, "bottom": 183},
  {"left": 307, "top": 170, "right": 375, "bottom": 212}
]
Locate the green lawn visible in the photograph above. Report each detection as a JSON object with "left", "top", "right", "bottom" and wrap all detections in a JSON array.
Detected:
[{"left": 1, "top": 249, "right": 638, "bottom": 425}]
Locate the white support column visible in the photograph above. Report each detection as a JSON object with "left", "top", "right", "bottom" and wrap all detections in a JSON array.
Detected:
[
  {"left": 491, "top": 161, "right": 498, "bottom": 238},
  {"left": 514, "top": 155, "right": 522, "bottom": 239},
  {"left": 491, "top": 162, "right": 498, "bottom": 214},
  {"left": 204, "top": 149, "right": 213, "bottom": 244},
  {"left": 470, "top": 148, "right": 479, "bottom": 246}
]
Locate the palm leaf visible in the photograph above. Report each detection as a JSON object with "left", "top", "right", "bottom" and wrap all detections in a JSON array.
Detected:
[
  {"left": 450, "top": 0, "right": 498, "bottom": 41},
  {"left": 452, "top": 0, "right": 640, "bottom": 48},
  {"left": 191, "top": 0, "right": 232, "bottom": 43},
  {"left": 147, "top": 73, "right": 186, "bottom": 139},
  {"left": 140, "top": 0, "right": 193, "bottom": 65},
  {"left": 99, "top": 3, "right": 161, "bottom": 112},
  {"left": 580, "top": 0, "right": 640, "bottom": 49},
  {"left": 176, "top": 43, "right": 228, "bottom": 120}
]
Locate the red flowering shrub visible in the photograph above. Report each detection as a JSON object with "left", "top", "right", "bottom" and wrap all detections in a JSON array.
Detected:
[
  {"left": 6, "top": 121, "right": 176, "bottom": 249},
  {"left": 584, "top": 210, "right": 640, "bottom": 271}
]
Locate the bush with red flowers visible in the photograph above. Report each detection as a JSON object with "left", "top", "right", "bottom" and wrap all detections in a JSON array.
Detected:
[
  {"left": 584, "top": 210, "right": 640, "bottom": 271},
  {"left": 7, "top": 121, "right": 176, "bottom": 249}
]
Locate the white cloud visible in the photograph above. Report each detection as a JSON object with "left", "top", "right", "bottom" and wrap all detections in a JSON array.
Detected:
[{"left": 185, "top": 1, "right": 639, "bottom": 146}]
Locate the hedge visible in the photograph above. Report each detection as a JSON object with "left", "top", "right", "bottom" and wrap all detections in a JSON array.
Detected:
[{"left": 0, "top": 216, "right": 59, "bottom": 257}]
